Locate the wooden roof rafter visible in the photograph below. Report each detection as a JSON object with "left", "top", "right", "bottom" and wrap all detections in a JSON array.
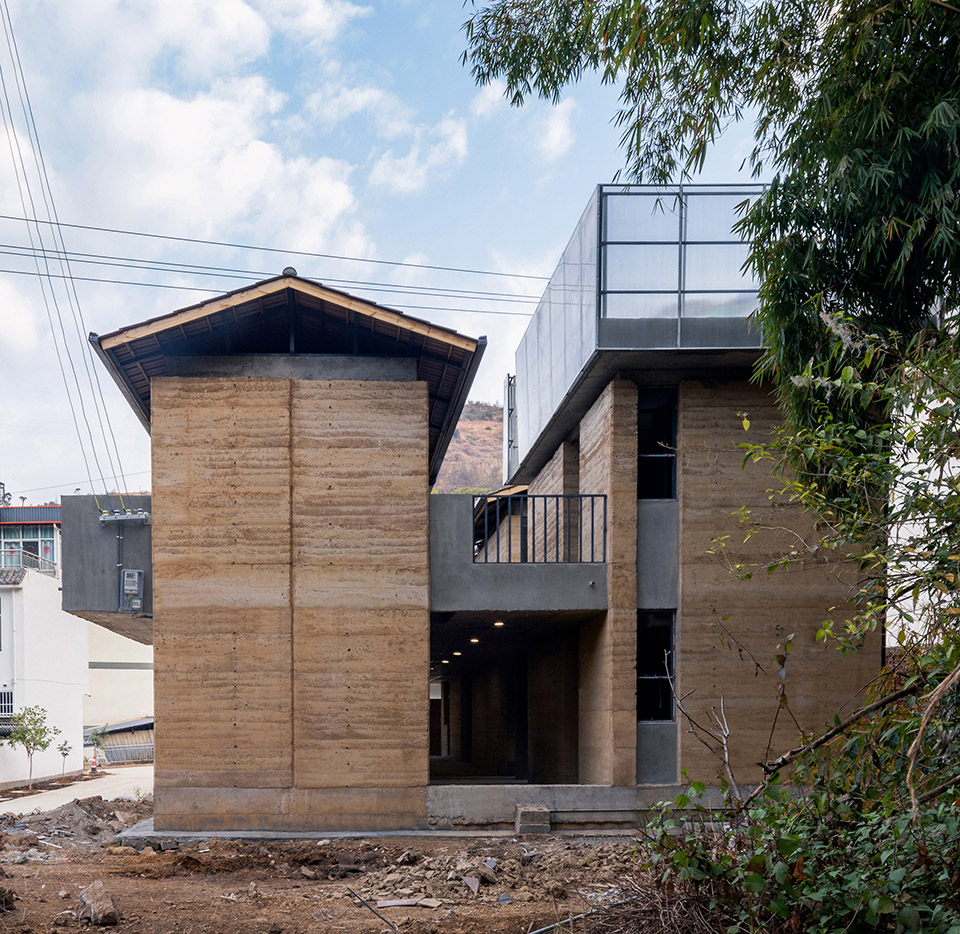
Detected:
[{"left": 89, "top": 273, "right": 485, "bottom": 485}]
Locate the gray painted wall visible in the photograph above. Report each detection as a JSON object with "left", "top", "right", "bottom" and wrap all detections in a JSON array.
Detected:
[
  {"left": 637, "top": 721, "right": 679, "bottom": 784},
  {"left": 637, "top": 499, "right": 678, "bottom": 609},
  {"left": 430, "top": 495, "right": 607, "bottom": 613},
  {"left": 61, "top": 495, "right": 153, "bottom": 616}
]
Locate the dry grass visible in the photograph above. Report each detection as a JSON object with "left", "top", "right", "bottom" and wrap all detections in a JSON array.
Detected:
[{"left": 582, "top": 874, "right": 731, "bottom": 934}]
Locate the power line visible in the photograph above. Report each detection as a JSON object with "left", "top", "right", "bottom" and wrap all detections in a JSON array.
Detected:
[
  {"left": 9, "top": 470, "right": 151, "bottom": 496},
  {"left": 0, "top": 242, "right": 540, "bottom": 304},
  {"left": 0, "top": 9, "right": 106, "bottom": 509},
  {"left": 0, "top": 265, "right": 537, "bottom": 316},
  {"left": 0, "top": 0, "right": 129, "bottom": 500},
  {"left": 0, "top": 242, "right": 543, "bottom": 301},
  {"left": 0, "top": 211, "right": 551, "bottom": 282}
]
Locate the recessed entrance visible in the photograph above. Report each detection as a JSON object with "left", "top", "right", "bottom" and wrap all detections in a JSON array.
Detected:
[{"left": 429, "top": 614, "right": 583, "bottom": 785}]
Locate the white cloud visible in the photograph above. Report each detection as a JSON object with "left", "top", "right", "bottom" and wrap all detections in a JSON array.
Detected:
[
  {"left": 0, "top": 278, "right": 40, "bottom": 354},
  {"left": 250, "top": 0, "right": 371, "bottom": 45},
  {"left": 537, "top": 99, "right": 578, "bottom": 161},
  {"left": 387, "top": 252, "right": 432, "bottom": 288},
  {"left": 368, "top": 116, "right": 468, "bottom": 193},
  {"left": 61, "top": 72, "right": 374, "bottom": 275},
  {"left": 470, "top": 80, "right": 508, "bottom": 119},
  {"left": 306, "top": 85, "right": 415, "bottom": 138},
  {"left": 45, "top": 0, "right": 271, "bottom": 84}
]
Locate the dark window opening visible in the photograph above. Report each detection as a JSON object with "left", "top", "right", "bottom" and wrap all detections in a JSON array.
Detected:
[
  {"left": 637, "top": 611, "right": 674, "bottom": 721},
  {"left": 638, "top": 390, "right": 677, "bottom": 498}
]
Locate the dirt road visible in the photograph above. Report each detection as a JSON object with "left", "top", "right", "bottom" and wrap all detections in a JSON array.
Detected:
[{"left": 0, "top": 794, "right": 638, "bottom": 933}]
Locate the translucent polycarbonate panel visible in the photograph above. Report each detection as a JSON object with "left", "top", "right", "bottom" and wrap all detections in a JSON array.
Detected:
[
  {"left": 536, "top": 302, "right": 551, "bottom": 432},
  {"left": 604, "top": 194, "right": 681, "bottom": 242},
  {"left": 579, "top": 194, "right": 598, "bottom": 353},
  {"left": 683, "top": 193, "right": 752, "bottom": 242},
  {"left": 684, "top": 243, "right": 756, "bottom": 291},
  {"left": 550, "top": 283, "right": 567, "bottom": 406},
  {"left": 605, "top": 243, "right": 679, "bottom": 292},
  {"left": 512, "top": 189, "right": 599, "bottom": 465},
  {"left": 515, "top": 329, "right": 532, "bottom": 457},
  {"left": 603, "top": 292, "right": 680, "bottom": 319},
  {"left": 683, "top": 292, "right": 759, "bottom": 318},
  {"left": 563, "top": 250, "right": 584, "bottom": 396}
]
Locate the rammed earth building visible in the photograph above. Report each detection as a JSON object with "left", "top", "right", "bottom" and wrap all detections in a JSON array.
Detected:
[{"left": 63, "top": 185, "right": 881, "bottom": 831}]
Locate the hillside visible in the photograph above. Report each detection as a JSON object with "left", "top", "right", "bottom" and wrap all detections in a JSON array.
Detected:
[{"left": 434, "top": 401, "right": 503, "bottom": 493}]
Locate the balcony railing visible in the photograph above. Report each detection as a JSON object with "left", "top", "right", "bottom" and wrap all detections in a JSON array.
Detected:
[
  {"left": 0, "top": 691, "right": 14, "bottom": 718},
  {"left": 100, "top": 742, "right": 154, "bottom": 764},
  {"left": 1, "top": 546, "right": 56, "bottom": 574},
  {"left": 473, "top": 493, "right": 607, "bottom": 564}
]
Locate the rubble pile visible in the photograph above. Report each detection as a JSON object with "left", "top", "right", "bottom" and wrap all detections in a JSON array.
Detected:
[
  {"left": 343, "top": 840, "right": 634, "bottom": 909},
  {"left": 0, "top": 794, "right": 152, "bottom": 862}
]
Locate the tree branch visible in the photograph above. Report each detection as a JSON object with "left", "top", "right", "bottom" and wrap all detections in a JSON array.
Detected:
[{"left": 740, "top": 680, "right": 923, "bottom": 808}]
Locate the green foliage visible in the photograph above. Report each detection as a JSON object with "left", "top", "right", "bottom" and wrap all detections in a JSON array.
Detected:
[
  {"left": 463, "top": 0, "right": 960, "bottom": 429},
  {"left": 464, "top": 2, "right": 960, "bottom": 930},
  {"left": 733, "top": 316, "right": 960, "bottom": 653},
  {"left": 7, "top": 706, "right": 60, "bottom": 789},
  {"left": 652, "top": 314, "right": 960, "bottom": 931},
  {"left": 643, "top": 664, "right": 960, "bottom": 932},
  {"left": 57, "top": 739, "right": 72, "bottom": 780}
]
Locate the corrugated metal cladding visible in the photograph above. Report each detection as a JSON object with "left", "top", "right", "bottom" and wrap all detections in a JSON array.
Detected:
[{"left": 0, "top": 506, "right": 61, "bottom": 525}]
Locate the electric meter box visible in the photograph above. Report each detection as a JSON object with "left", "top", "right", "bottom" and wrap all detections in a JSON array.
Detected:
[{"left": 119, "top": 568, "right": 144, "bottom": 612}]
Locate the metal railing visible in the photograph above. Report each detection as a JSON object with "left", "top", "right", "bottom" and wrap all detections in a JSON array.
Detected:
[
  {"left": 100, "top": 743, "right": 154, "bottom": 764},
  {"left": 1, "top": 546, "right": 56, "bottom": 573},
  {"left": 473, "top": 493, "right": 607, "bottom": 564},
  {"left": 0, "top": 692, "right": 13, "bottom": 718}
]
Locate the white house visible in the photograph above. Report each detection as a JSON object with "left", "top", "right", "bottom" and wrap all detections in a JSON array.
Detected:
[{"left": 0, "top": 562, "right": 86, "bottom": 785}]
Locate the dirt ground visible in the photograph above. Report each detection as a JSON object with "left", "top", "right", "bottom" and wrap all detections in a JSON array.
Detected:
[{"left": 0, "top": 795, "right": 641, "bottom": 934}]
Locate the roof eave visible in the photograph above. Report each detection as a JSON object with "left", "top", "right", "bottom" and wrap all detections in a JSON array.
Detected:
[
  {"left": 89, "top": 332, "right": 152, "bottom": 435},
  {"left": 429, "top": 335, "right": 486, "bottom": 487}
]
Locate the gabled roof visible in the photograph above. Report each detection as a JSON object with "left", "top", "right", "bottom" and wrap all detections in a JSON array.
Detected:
[{"left": 90, "top": 274, "right": 485, "bottom": 485}]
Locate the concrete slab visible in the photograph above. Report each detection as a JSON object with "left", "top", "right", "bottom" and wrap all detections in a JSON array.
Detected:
[
  {"left": 0, "top": 765, "right": 153, "bottom": 816},
  {"left": 119, "top": 818, "right": 635, "bottom": 847}
]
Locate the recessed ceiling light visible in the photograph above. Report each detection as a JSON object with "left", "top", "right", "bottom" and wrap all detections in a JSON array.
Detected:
[
  {"left": 452, "top": 651, "right": 462, "bottom": 656},
  {"left": 494, "top": 621, "right": 505, "bottom": 627},
  {"left": 441, "top": 659, "right": 449, "bottom": 664},
  {"left": 470, "top": 638, "right": 479, "bottom": 644}
]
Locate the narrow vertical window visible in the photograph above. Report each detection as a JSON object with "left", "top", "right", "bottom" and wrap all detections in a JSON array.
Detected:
[
  {"left": 637, "top": 389, "right": 677, "bottom": 498},
  {"left": 637, "top": 611, "right": 674, "bottom": 721}
]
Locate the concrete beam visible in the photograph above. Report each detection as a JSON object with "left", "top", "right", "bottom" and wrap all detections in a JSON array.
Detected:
[{"left": 164, "top": 355, "right": 418, "bottom": 381}]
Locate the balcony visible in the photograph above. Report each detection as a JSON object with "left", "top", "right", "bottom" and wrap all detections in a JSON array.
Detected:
[
  {"left": 473, "top": 492, "right": 606, "bottom": 564},
  {"left": 1, "top": 545, "right": 56, "bottom": 575},
  {"left": 430, "top": 494, "right": 607, "bottom": 614}
]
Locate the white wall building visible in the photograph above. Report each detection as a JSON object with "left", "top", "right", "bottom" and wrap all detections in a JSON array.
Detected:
[
  {"left": 85, "top": 623, "right": 153, "bottom": 729},
  {"left": 2, "top": 502, "right": 154, "bottom": 739},
  {"left": 0, "top": 564, "right": 86, "bottom": 785}
]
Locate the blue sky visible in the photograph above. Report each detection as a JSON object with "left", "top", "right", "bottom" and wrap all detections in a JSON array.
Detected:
[{"left": 0, "top": 0, "right": 756, "bottom": 502}]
